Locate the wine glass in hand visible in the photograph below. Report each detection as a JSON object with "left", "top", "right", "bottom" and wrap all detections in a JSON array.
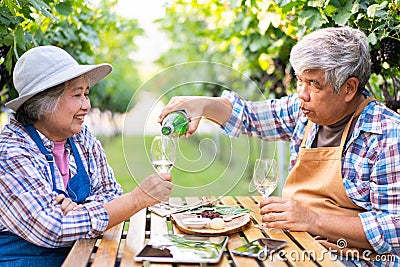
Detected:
[
  {"left": 253, "top": 158, "right": 278, "bottom": 200},
  {"left": 150, "top": 136, "right": 176, "bottom": 174},
  {"left": 253, "top": 158, "right": 278, "bottom": 240}
]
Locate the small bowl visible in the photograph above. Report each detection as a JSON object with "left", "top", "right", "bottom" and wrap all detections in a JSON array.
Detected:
[{"left": 182, "top": 217, "right": 211, "bottom": 229}]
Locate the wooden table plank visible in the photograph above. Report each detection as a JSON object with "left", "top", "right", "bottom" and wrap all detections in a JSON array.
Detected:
[
  {"left": 252, "top": 196, "right": 345, "bottom": 266},
  {"left": 221, "top": 196, "right": 287, "bottom": 267},
  {"left": 236, "top": 196, "right": 263, "bottom": 224},
  {"left": 61, "top": 238, "right": 97, "bottom": 267},
  {"left": 169, "top": 197, "right": 197, "bottom": 267},
  {"left": 253, "top": 195, "right": 344, "bottom": 267},
  {"left": 226, "top": 233, "right": 260, "bottom": 267},
  {"left": 220, "top": 196, "right": 261, "bottom": 266},
  {"left": 237, "top": 196, "right": 316, "bottom": 267},
  {"left": 289, "top": 231, "right": 345, "bottom": 267},
  {"left": 62, "top": 196, "right": 346, "bottom": 267},
  {"left": 120, "top": 208, "right": 147, "bottom": 267},
  {"left": 91, "top": 222, "right": 124, "bottom": 267},
  {"left": 243, "top": 224, "right": 288, "bottom": 267},
  {"left": 150, "top": 207, "right": 172, "bottom": 267}
]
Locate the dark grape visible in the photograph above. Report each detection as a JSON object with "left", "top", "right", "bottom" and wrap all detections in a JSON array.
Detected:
[
  {"left": 370, "top": 48, "right": 382, "bottom": 74},
  {"left": 0, "top": 46, "right": 11, "bottom": 91},
  {"left": 0, "top": 46, "right": 10, "bottom": 58},
  {"left": 380, "top": 37, "right": 400, "bottom": 67}
]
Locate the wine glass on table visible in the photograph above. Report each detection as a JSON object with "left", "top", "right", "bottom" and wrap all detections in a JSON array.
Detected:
[
  {"left": 253, "top": 158, "right": 278, "bottom": 257},
  {"left": 150, "top": 135, "right": 176, "bottom": 208},
  {"left": 253, "top": 158, "right": 278, "bottom": 200}
]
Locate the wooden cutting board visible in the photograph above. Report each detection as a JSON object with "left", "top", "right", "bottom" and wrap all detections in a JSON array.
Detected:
[{"left": 171, "top": 213, "right": 251, "bottom": 235}]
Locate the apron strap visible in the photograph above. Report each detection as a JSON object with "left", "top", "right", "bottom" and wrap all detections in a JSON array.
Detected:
[
  {"left": 24, "top": 125, "right": 90, "bottom": 203},
  {"left": 66, "top": 138, "right": 91, "bottom": 203},
  {"left": 24, "top": 125, "right": 60, "bottom": 195},
  {"left": 338, "top": 97, "right": 374, "bottom": 148}
]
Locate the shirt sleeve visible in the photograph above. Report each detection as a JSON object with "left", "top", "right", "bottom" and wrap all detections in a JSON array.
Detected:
[
  {"left": 358, "top": 138, "right": 400, "bottom": 255},
  {"left": 0, "top": 144, "right": 111, "bottom": 248},
  {"left": 220, "top": 90, "right": 302, "bottom": 141}
]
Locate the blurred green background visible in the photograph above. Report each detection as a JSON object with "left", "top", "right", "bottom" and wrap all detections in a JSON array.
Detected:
[{"left": 99, "top": 133, "right": 283, "bottom": 197}]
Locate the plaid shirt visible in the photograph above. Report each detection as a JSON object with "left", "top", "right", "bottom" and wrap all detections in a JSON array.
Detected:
[
  {"left": 221, "top": 90, "right": 400, "bottom": 266},
  {"left": 0, "top": 118, "right": 122, "bottom": 248}
]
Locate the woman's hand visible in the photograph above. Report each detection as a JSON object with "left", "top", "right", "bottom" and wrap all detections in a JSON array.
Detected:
[
  {"left": 259, "top": 196, "right": 319, "bottom": 232},
  {"left": 53, "top": 194, "right": 83, "bottom": 215},
  {"left": 131, "top": 173, "right": 173, "bottom": 209},
  {"left": 103, "top": 173, "right": 173, "bottom": 230}
]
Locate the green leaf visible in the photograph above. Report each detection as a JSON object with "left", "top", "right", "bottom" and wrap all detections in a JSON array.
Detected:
[
  {"left": 2, "top": 35, "right": 13, "bottom": 46},
  {"left": 333, "top": 1, "right": 359, "bottom": 25},
  {"left": 334, "top": 11, "right": 351, "bottom": 25},
  {"left": 0, "top": 25, "right": 7, "bottom": 35},
  {"left": 0, "top": 7, "right": 20, "bottom": 26},
  {"left": 3, "top": 0, "right": 19, "bottom": 16},
  {"left": 351, "top": 1, "right": 359, "bottom": 13},
  {"left": 307, "top": 0, "right": 325, "bottom": 8},
  {"left": 55, "top": 2, "right": 73, "bottom": 16},
  {"left": 367, "top": 2, "right": 388, "bottom": 18},
  {"left": 27, "top": 0, "right": 58, "bottom": 20},
  {"left": 249, "top": 38, "right": 264, "bottom": 52},
  {"left": 325, "top": 5, "right": 338, "bottom": 16},
  {"left": 242, "top": 16, "right": 252, "bottom": 31},
  {"left": 213, "top": 206, "right": 252, "bottom": 215},
  {"left": 276, "top": 0, "right": 294, "bottom": 7},
  {"left": 299, "top": 8, "right": 327, "bottom": 29},
  {"left": 14, "top": 25, "right": 26, "bottom": 50},
  {"left": 368, "top": 32, "right": 377, "bottom": 45},
  {"left": 5, "top": 48, "right": 13, "bottom": 72}
]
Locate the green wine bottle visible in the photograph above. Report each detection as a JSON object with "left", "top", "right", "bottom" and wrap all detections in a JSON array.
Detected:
[{"left": 161, "top": 110, "right": 190, "bottom": 137}]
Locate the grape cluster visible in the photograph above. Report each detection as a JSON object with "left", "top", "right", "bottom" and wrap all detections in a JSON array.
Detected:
[
  {"left": 370, "top": 37, "right": 400, "bottom": 74},
  {"left": 380, "top": 37, "right": 400, "bottom": 66},
  {"left": 0, "top": 46, "right": 9, "bottom": 58},
  {"left": 370, "top": 48, "right": 383, "bottom": 74},
  {"left": 0, "top": 46, "right": 11, "bottom": 90}
]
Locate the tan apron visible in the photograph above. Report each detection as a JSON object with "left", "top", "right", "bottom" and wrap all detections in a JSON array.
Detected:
[
  {"left": 282, "top": 98, "right": 373, "bottom": 216},
  {"left": 282, "top": 97, "right": 389, "bottom": 260}
]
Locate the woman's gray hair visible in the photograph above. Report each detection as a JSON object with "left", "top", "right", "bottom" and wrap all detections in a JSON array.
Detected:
[
  {"left": 15, "top": 75, "right": 89, "bottom": 125},
  {"left": 289, "top": 26, "right": 371, "bottom": 94},
  {"left": 15, "top": 83, "right": 66, "bottom": 125}
]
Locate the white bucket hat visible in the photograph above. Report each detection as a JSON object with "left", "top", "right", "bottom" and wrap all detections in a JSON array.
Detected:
[{"left": 5, "top": 45, "right": 112, "bottom": 111}]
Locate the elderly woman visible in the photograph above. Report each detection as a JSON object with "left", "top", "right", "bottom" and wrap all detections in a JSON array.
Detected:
[
  {"left": 159, "top": 26, "right": 400, "bottom": 266},
  {"left": 0, "top": 46, "right": 172, "bottom": 266}
]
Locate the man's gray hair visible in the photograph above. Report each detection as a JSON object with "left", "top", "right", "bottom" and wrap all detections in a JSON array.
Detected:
[{"left": 289, "top": 26, "right": 371, "bottom": 94}]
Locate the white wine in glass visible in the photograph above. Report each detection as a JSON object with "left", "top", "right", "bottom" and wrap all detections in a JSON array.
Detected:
[
  {"left": 150, "top": 136, "right": 176, "bottom": 173},
  {"left": 253, "top": 158, "right": 278, "bottom": 200}
]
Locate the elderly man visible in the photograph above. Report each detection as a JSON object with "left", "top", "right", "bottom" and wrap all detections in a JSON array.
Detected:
[{"left": 159, "top": 26, "right": 400, "bottom": 266}]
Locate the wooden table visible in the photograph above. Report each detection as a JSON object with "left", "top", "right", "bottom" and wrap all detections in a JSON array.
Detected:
[{"left": 62, "top": 196, "right": 345, "bottom": 267}]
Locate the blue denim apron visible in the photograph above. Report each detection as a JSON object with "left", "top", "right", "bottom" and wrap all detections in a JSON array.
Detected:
[{"left": 0, "top": 125, "right": 91, "bottom": 266}]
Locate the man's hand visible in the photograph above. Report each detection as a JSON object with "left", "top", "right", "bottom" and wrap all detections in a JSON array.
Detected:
[
  {"left": 158, "top": 96, "right": 232, "bottom": 137},
  {"left": 259, "top": 196, "right": 319, "bottom": 232}
]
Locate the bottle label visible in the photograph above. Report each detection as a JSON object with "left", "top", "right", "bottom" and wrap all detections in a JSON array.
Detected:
[{"left": 161, "top": 110, "right": 189, "bottom": 137}]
